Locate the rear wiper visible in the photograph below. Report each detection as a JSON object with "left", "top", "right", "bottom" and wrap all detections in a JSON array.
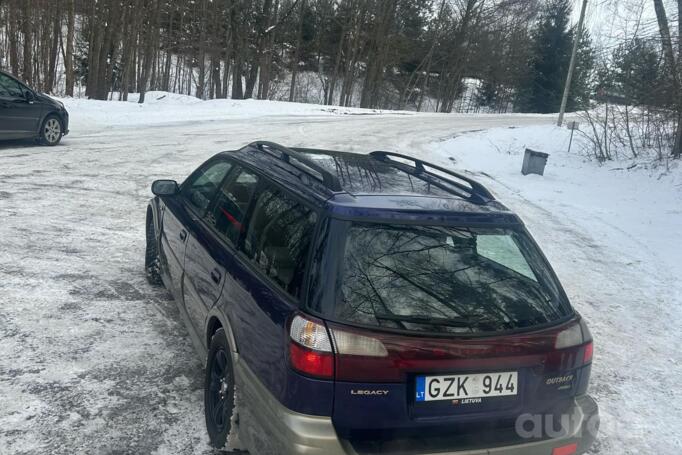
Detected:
[{"left": 374, "top": 313, "right": 498, "bottom": 329}]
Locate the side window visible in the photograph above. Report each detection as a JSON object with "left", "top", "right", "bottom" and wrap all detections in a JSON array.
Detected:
[
  {"left": 206, "top": 168, "right": 259, "bottom": 245},
  {"left": 0, "top": 74, "right": 24, "bottom": 98},
  {"left": 244, "top": 187, "right": 317, "bottom": 298},
  {"left": 181, "top": 160, "right": 233, "bottom": 215}
]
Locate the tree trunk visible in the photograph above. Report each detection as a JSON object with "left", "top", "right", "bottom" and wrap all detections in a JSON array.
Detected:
[
  {"left": 360, "top": 0, "right": 396, "bottom": 109},
  {"left": 139, "top": 0, "right": 160, "bottom": 104},
  {"left": 7, "top": 1, "right": 19, "bottom": 75},
  {"left": 259, "top": 0, "right": 279, "bottom": 100},
  {"left": 21, "top": 0, "right": 33, "bottom": 85},
  {"left": 653, "top": 0, "right": 682, "bottom": 157},
  {"left": 86, "top": 1, "right": 102, "bottom": 98},
  {"left": 64, "top": 0, "right": 75, "bottom": 96},
  {"left": 222, "top": 21, "right": 232, "bottom": 99},
  {"left": 326, "top": 19, "right": 346, "bottom": 105},
  {"left": 230, "top": 1, "right": 244, "bottom": 99},
  {"left": 45, "top": 8, "right": 61, "bottom": 93},
  {"left": 196, "top": 0, "right": 208, "bottom": 99},
  {"left": 289, "top": 0, "right": 306, "bottom": 102}
]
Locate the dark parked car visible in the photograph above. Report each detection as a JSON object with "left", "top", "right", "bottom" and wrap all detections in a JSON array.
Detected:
[
  {"left": 0, "top": 70, "right": 69, "bottom": 145},
  {"left": 145, "top": 142, "right": 599, "bottom": 455}
]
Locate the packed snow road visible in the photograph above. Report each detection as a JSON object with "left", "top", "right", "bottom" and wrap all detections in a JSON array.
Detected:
[{"left": 1, "top": 96, "right": 680, "bottom": 454}]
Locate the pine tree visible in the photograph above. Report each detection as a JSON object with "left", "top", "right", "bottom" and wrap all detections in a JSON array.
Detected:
[
  {"left": 516, "top": 0, "right": 591, "bottom": 113},
  {"left": 567, "top": 27, "right": 594, "bottom": 111},
  {"left": 612, "top": 38, "right": 666, "bottom": 107}
]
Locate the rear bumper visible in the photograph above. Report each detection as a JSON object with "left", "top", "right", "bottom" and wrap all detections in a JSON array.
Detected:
[
  {"left": 487, "top": 395, "right": 599, "bottom": 455},
  {"left": 238, "top": 361, "right": 599, "bottom": 455}
]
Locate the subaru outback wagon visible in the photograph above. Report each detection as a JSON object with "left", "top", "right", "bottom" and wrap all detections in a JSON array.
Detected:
[{"left": 145, "top": 141, "right": 599, "bottom": 455}]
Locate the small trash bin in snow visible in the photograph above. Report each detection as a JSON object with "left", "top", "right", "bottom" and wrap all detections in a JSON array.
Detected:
[{"left": 522, "top": 149, "right": 549, "bottom": 176}]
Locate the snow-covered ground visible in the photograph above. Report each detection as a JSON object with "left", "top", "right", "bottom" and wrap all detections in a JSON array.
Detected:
[
  {"left": 428, "top": 128, "right": 682, "bottom": 454},
  {"left": 0, "top": 93, "right": 680, "bottom": 454}
]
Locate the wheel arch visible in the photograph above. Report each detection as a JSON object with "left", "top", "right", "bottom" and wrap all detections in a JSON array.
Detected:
[
  {"left": 146, "top": 197, "right": 162, "bottom": 236},
  {"left": 206, "top": 310, "right": 239, "bottom": 361},
  {"left": 35, "top": 109, "right": 63, "bottom": 136}
]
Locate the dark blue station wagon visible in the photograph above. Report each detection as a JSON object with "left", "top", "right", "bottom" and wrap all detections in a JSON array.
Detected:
[{"left": 145, "top": 142, "right": 599, "bottom": 455}]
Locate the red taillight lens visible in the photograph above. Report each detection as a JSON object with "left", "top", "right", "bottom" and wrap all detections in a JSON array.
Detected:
[
  {"left": 288, "top": 315, "right": 334, "bottom": 379},
  {"left": 583, "top": 341, "right": 594, "bottom": 364},
  {"left": 289, "top": 342, "right": 334, "bottom": 378},
  {"left": 288, "top": 314, "right": 389, "bottom": 381},
  {"left": 552, "top": 443, "right": 578, "bottom": 455}
]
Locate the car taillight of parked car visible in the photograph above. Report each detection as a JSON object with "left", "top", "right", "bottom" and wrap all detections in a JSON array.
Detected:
[
  {"left": 289, "top": 314, "right": 335, "bottom": 379},
  {"left": 548, "top": 318, "right": 594, "bottom": 370},
  {"left": 288, "top": 314, "right": 389, "bottom": 380}
]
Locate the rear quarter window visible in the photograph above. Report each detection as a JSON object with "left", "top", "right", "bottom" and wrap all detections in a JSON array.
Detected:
[{"left": 243, "top": 186, "right": 317, "bottom": 298}]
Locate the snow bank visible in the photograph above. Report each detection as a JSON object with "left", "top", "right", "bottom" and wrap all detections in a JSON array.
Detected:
[
  {"left": 59, "top": 91, "right": 415, "bottom": 132},
  {"left": 428, "top": 125, "right": 681, "bottom": 273}
]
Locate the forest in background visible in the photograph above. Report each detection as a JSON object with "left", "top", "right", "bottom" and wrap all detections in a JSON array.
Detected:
[
  {"left": 0, "top": 0, "right": 594, "bottom": 113},
  {"left": 0, "top": 0, "right": 681, "bottom": 160}
]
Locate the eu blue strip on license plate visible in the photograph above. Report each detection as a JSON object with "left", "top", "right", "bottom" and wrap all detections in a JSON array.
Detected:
[{"left": 415, "top": 376, "right": 426, "bottom": 402}]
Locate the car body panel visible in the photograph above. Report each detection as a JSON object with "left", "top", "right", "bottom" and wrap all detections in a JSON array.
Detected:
[
  {"left": 182, "top": 223, "right": 227, "bottom": 337},
  {"left": 158, "top": 197, "right": 189, "bottom": 300},
  {"left": 0, "top": 95, "right": 44, "bottom": 137}
]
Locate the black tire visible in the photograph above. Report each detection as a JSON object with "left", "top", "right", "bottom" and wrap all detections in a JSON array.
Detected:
[
  {"left": 40, "top": 114, "right": 63, "bottom": 146},
  {"left": 205, "top": 328, "right": 236, "bottom": 449},
  {"left": 145, "top": 214, "right": 163, "bottom": 285}
]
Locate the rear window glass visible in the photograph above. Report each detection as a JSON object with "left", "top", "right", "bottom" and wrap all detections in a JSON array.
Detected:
[{"left": 335, "top": 223, "right": 571, "bottom": 334}]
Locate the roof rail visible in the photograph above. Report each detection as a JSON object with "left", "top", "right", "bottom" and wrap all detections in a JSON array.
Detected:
[
  {"left": 369, "top": 151, "right": 494, "bottom": 202},
  {"left": 249, "top": 141, "right": 343, "bottom": 192}
]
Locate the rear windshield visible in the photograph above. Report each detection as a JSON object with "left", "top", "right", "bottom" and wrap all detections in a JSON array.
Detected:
[{"left": 329, "top": 222, "right": 572, "bottom": 334}]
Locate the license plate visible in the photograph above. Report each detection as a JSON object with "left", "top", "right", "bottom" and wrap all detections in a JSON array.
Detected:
[{"left": 415, "top": 371, "right": 518, "bottom": 402}]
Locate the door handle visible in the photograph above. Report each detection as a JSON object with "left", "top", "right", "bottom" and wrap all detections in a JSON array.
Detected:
[
  {"left": 179, "top": 230, "right": 187, "bottom": 241},
  {"left": 210, "top": 269, "right": 221, "bottom": 284}
]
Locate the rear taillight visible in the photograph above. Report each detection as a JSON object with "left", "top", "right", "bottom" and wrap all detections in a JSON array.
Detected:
[
  {"left": 554, "top": 323, "right": 583, "bottom": 349},
  {"left": 288, "top": 314, "right": 389, "bottom": 380},
  {"left": 583, "top": 341, "right": 594, "bottom": 363},
  {"left": 289, "top": 315, "right": 334, "bottom": 379},
  {"left": 331, "top": 328, "right": 388, "bottom": 357},
  {"left": 554, "top": 318, "right": 593, "bottom": 366}
]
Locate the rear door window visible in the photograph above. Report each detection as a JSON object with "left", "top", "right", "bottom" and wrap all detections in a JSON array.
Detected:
[
  {"left": 333, "top": 223, "right": 571, "bottom": 334},
  {"left": 205, "top": 168, "right": 259, "bottom": 245},
  {"left": 243, "top": 186, "right": 317, "bottom": 298},
  {"left": 181, "top": 160, "right": 233, "bottom": 215}
]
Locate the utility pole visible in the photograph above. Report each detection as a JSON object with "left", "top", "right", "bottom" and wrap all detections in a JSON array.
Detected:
[{"left": 557, "top": 0, "right": 588, "bottom": 127}]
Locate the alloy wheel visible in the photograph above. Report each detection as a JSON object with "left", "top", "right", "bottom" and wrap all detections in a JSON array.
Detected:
[
  {"left": 44, "top": 118, "right": 61, "bottom": 144},
  {"left": 207, "top": 348, "right": 232, "bottom": 433}
]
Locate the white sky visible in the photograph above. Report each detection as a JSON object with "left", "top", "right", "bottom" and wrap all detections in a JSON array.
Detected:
[{"left": 575, "top": 0, "right": 676, "bottom": 59}]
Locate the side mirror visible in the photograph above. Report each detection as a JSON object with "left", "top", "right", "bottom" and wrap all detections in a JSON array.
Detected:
[
  {"left": 151, "top": 179, "right": 179, "bottom": 196},
  {"left": 24, "top": 90, "right": 35, "bottom": 103}
]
